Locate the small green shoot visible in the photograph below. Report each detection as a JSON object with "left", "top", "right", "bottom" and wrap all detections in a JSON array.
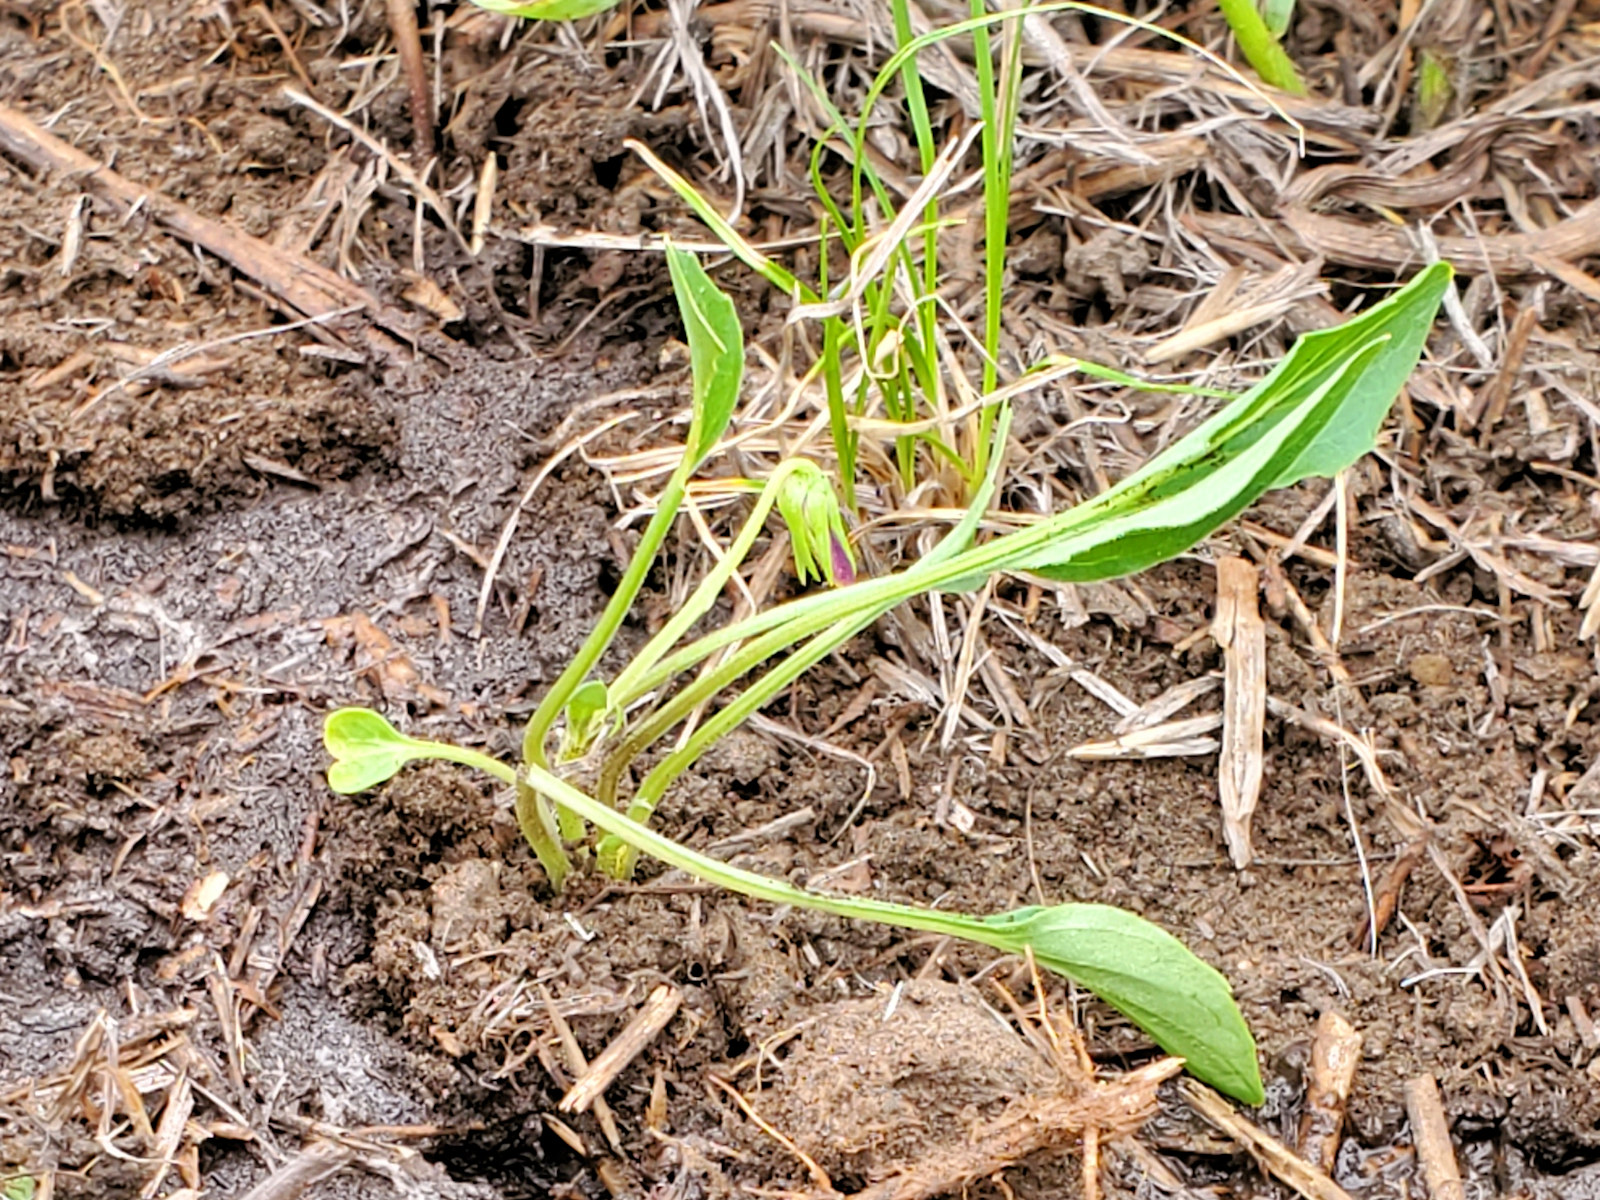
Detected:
[
  {"left": 352, "top": 0, "right": 1443, "bottom": 1117},
  {"left": 467, "top": 0, "right": 616, "bottom": 20},
  {"left": 512, "top": 242, "right": 744, "bottom": 887},
  {"left": 775, "top": 462, "right": 856, "bottom": 587},
  {"left": 1216, "top": 0, "right": 1307, "bottom": 94},
  {"left": 1415, "top": 50, "right": 1453, "bottom": 130}
]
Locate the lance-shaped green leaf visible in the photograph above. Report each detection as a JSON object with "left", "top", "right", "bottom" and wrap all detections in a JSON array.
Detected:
[
  {"left": 1262, "top": 0, "right": 1295, "bottom": 38},
  {"left": 1262, "top": 262, "right": 1451, "bottom": 486},
  {"left": 321, "top": 706, "right": 1267, "bottom": 1104},
  {"left": 518, "top": 243, "right": 744, "bottom": 790},
  {"left": 668, "top": 243, "right": 744, "bottom": 467},
  {"left": 995, "top": 263, "right": 1452, "bottom": 584},
  {"left": 982, "top": 904, "right": 1264, "bottom": 1105}
]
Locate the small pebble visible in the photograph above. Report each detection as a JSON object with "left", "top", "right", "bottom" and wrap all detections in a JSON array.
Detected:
[{"left": 1409, "top": 653, "right": 1454, "bottom": 687}]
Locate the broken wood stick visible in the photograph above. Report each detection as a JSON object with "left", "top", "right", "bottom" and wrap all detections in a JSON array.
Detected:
[
  {"left": 0, "top": 101, "right": 417, "bottom": 361},
  {"left": 385, "top": 0, "right": 434, "bottom": 152},
  {"left": 1214, "top": 556, "right": 1267, "bottom": 868},
  {"left": 1403, "top": 1075, "right": 1465, "bottom": 1200},
  {"left": 1298, "top": 1011, "right": 1362, "bottom": 1174},
  {"left": 561, "top": 983, "right": 682, "bottom": 1114}
]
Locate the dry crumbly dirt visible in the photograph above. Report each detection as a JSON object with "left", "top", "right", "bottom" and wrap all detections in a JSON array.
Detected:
[{"left": 4, "top": 3, "right": 1600, "bottom": 1200}]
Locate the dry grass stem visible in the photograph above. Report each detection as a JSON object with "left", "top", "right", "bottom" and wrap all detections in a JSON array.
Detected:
[
  {"left": 1181, "top": 1080, "right": 1356, "bottom": 1200},
  {"left": 540, "top": 985, "right": 625, "bottom": 1154},
  {"left": 384, "top": 0, "right": 433, "bottom": 151},
  {"left": 1213, "top": 556, "right": 1267, "bottom": 868},
  {"left": 1402, "top": 1075, "right": 1466, "bottom": 1200},
  {"left": 1068, "top": 713, "right": 1223, "bottom": 761},
  {"left": 822, "top": 1058, "right": 1183, "bottom": 1200},
  {"left": 561, "top": 983, "right": 683, "bottom": 1114},
  {"left": 236, "top": 1140, "right": 357, "bottom": 1200}
]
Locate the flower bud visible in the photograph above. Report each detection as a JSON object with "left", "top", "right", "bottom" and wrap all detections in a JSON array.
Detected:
[{"left": 775, "top": 461, "right": 856, "bottom": 587}]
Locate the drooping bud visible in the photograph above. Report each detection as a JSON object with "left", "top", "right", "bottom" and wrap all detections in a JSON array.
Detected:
[{"left": 775, "top": 461, "right": 857, "bottom": 588}]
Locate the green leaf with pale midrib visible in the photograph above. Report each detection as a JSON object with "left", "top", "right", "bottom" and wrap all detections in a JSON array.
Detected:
[
  {"left": 985, "top": 904, "right": 1264, "bottom": 1105},
  {"left": 469, "top": 0, "right": 617, "bottom": 20},
  {"left": 667, "top": 244, "right": 743, "bottom": 467}
]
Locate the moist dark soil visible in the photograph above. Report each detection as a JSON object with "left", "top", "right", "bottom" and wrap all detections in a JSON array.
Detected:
[{"left": 4, "top": 4, "right": 1600, "bottom": 1200}]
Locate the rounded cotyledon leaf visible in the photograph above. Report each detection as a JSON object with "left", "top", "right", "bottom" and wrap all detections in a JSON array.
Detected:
[
  {"left": 982, "top": 903, "right": 1265, "bottom": 1106},
  {"left": 324, "top": 707, "right": 431, "bottom": 794}
]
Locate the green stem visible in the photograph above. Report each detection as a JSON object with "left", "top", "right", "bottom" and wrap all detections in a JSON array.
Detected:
[
  {"left": 1215, "top": 0, "right": 1306, "bottom": 94},
  {"left": 523, "top": 467, "right": 693, "bottom": 766},
  {"left": 970, "top": 0, "right": 1000, "bottom": 401},
  {"left": 422, "top": 740, "right": 1007, "bottom": 946},
  {"left": 516, "top": 456, "right": 696, "bottom": 868},
  {"left": 607, "top": 463, "right": 801, "bottom": 706},
  {"left": 600, "top": 608, "right": 875, "bottom": 877}
]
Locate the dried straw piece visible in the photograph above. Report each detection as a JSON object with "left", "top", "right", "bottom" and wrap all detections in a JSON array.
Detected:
[
  {"left": 1213, "top": 557, "right": 1267, "bottom": 869},
  {"left": 1402, "top": 1075, "right": 1465, "bottom": 1200},
  {"left": 560, "top": 984, "right": 683, "bottom": 1114},
  {"left": 1067, "top": 713, "right": 1222, "bottom": 761},
  {"left": 1189, "top": 199, "right": 1600, "bottom": 279},
  {"left": 236, "top": 1140, "right": 355, "bottom": 1200},
  {"left": 384, "top": 0, "right": 434, "bottom": 151},
  {"left": 1181, "top": 1081, "right": 1356, "bottom": 1200}
]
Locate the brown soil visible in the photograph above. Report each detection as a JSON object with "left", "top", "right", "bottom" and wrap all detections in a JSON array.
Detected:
[{"left": 4, "top": 4, "right": 1600, "bottom": 1200}]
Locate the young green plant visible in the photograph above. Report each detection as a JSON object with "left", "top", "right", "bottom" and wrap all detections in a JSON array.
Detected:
[
  {"left": 573, "top": 262, "right": 1450, "bottom": 879},
  {"left": 327, "top": 706, "right": 1265, "bottom": 1102},
  {"left": 325, "top": 259, "right": 1451, "bottom": 1108},
  {"left": 513, "top": 245, "right": 744, "bottom": 889}
]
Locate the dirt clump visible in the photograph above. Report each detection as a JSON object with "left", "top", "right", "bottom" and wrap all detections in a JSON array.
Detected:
[{"left": 756, "top": 981, "right": 1056, "bottom": 1183}]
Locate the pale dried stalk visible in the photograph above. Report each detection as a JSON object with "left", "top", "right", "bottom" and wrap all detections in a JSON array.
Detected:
[
  {"left": 842, "top": 1058, "right": 1183, "bottom": 1200},
  {"left": 1402, "top": 1076, "right": 1465, "bottom": 1200},
  {"left": 561, "top": 984, "right": 683, "bottom": 1114},
  {"left": 1213, "top": 557, "right": 1266, "bottom": 869},
  {"left": 1181, "top": 1081, "right": 1356, "bottom": 1200},
  {"left": 1068, "top": 713, "right": 1222, "bottom": 761},
  {"left": 1298, "top": 1011, "right": 1361, "bottom": 1174}
]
